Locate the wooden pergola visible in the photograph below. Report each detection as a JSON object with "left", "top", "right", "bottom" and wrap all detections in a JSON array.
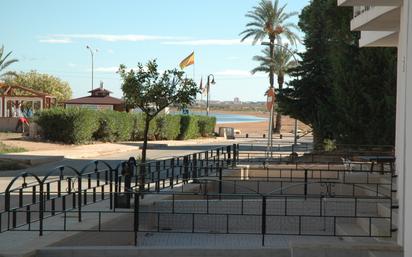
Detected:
[{"left": 0, "top": 83, "right": 56, "bottom": 118}]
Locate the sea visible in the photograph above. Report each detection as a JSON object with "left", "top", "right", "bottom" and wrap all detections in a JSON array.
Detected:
[{"left": 191, "top": 112, "right": 268, "bottom": 124}]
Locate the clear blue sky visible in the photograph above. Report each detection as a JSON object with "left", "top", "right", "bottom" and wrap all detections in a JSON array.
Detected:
[{"left": 1, "top": 0, "right": 310, "bottom": 102}]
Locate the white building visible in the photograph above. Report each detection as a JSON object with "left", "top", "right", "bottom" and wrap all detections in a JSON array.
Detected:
[{"left": 338, "top": 0, "right": 412, "bottom": 255}]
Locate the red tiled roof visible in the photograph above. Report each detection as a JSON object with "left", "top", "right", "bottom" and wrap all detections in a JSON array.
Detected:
[{"left": 64, "top": 96, "right": 124, "bottom": 105}]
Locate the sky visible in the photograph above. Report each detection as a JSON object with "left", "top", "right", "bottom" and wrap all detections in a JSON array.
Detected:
[{"left": 1, "top": 0, "right": 310, "bottom": 102}]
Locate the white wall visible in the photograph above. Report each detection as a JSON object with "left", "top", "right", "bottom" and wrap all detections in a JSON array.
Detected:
[{"left": 396, "top": 0, "right": 412, "bottom": 255}]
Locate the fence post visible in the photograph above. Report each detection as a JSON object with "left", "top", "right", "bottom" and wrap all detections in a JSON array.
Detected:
[
  {"left": 170, "top": 158, "right": 175, "bottom": 189},
  {"left": 134, "top": 191, "right": 140, "bottom": 246},
  {"left": 217, "top": 149, "right": 220, "bottom": 168},
  {"left": 304, "top": 169, "right": 308, "bottom": 199},
  {"left": 109, "top": 168, "right": 113, "bottom": 209},
  {"left": 139, "top": 163, "right": 146, "bottom": 199},
  {"left": 156, "top": 161, "right": 161, "bottom": 192},
  {"left": 232, "top": 144, "right": 237, "bottom": 168},
  {"left": 261, "top": 195, "right": 267, "bottom": 247},
  {"left": 205, "top": 151, "right": 209, "bottom": 176},
  {"left": 78, "top": 176, "right": 82, "bottom": 222},
  {"left": 193, "top": 154, "right": 198, "bottom": 183},
  {"left": 219, "top": 167, "right": 223, "bottom": 195},
  {"left": 183, "top": 156, "right": 189, "bottom": 184},
  {"left": 227, "top": 145, "right": 231, "bottom": 167},
  {"left": 39, "top": 183, "right": 44, "bottom": 236}
]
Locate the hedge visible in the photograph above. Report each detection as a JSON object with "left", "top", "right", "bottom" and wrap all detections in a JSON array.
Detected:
[
  {"left": 131, "top": 113, "right": 157, "bottom": 141},
  {"left": 94, "top": 111, "right": 134, "bottom": 142},
  {"left": 35, "top": 108, "right": 99, "bottom": 144},
  {"left": 156, "top": 114, "right": 181, "bottom": 140},
  {"left": 198, "top": 116, "right": 216, "bottom": 137},
  {"left": 36, "top": 108, "right": 216, "bottom": 144}
]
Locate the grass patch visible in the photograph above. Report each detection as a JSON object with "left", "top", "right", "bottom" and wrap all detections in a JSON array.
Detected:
[{"left": 0, "top": 142, "right": 27, "bottom": 154}]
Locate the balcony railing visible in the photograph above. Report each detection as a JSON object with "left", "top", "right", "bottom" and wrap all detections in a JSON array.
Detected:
[{"left": 354, "top": 5, "right": 373, "bottom": 18}]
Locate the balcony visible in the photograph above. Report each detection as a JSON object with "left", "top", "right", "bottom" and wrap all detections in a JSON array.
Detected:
[
  {"left": 359, "top": 31, "right": 398, "bottom": 47},
  {"left": 351, "top": 6, "right": 400, "bottom": 31},
  {"left": 338, "top": 0, "right": 402, "bottom": 7}
]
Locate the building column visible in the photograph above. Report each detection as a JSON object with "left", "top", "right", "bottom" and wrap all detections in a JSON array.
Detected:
[{"left": 397, "top": 0, "right": 412, "bottom": 254}]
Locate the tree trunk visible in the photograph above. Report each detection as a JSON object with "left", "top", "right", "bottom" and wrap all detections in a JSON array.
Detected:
[
  {"left": 269, "top": 38, "right": 276, "bottom": 134},
  {"left": 141, "top": 115, "right": 151, "bottom": 164},
  {"left": 274, "top": 74, "right": 284, "bottom": 133},
  {"left": 312, "top": 127, "right": 324, "bottom": 151}
]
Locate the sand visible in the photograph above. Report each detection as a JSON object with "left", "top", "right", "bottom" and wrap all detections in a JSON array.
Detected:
[{"left": 214, "top": 111, "right": 310, "bottom": 137}]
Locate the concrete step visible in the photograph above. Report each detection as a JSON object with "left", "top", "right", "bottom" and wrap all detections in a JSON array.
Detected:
[
  {"left": 336, "top": 220, "right": 369, "bottom": 238},
  {"left": 291, "top": 241, "right": 401, "bottom": 257},
  {"left": 369, "top": 250, "right": 403, "bottom": 257},
  {"left": 377, "top": 202, "right": 398, "bottom": 228},
  {"left": 37, "top": 246, "right": 291, "bottom": 257},
  {"left": 357, "top": 217, "right": 392, "bottom": 237}
]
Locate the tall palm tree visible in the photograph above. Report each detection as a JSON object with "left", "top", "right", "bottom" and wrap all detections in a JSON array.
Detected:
[
  {"left": 0, "top": 45, "right": 18, "bottom": 80},
  {"left": 251, "top": 44, "right": 298, "bottom": 133},
  {"left": 240, "top": 0, "right": 299, "bottom": 132}
]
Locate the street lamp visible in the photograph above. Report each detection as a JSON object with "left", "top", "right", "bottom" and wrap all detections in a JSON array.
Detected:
[
  {"left": 86, "top": 45, "right": 98, "bottom": 91},
  {"left": 206, "top": 74, "right": 216, "bottom": 116},
  {"left": 261, "top": 42, "right": 299, "bottom": 155}
]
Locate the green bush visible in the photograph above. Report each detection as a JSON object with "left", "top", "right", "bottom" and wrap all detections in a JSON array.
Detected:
[
  {"left": 94, "top": 110, "right": 134, "bottom": 142},
  {"left": 198, "top": 116, "right": 216, "bottom": 137},
  {"left": 36, "top": 107, "right": 99, "bottom": 144},
  {"left": 36, "top": 108, "right": 215, "bottom": 144},
  {"left": 156, "top": 114, "right": 181, "bottom": 140},
  {"left": 178, "top": 115, "right": 200, "bottom": 140},
  {"left": 131, "top": 113, "right": 157, "bottom": 140}
]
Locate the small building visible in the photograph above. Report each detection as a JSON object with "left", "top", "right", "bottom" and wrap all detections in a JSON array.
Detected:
[
  {"left": 0, "top": 83, "right": 57, "bottom": 132},
  {"left": 0, "top": 83, "right": 56, "bottom": 118},
  {"left": 64, "top": 84, "right": 124, "bottom": 111}
]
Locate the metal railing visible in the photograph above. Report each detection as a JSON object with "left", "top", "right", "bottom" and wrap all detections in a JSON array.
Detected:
[
  {"left": 0, "top": 144, "right": 239, "bottom": 235},
  {"left": 0, "top": 143, "right": 396, "bottom": 247}
]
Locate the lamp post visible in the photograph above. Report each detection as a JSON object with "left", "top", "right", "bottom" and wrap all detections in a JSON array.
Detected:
[
  {"left": 86, "top": 45, "right": 98, "bottom": 91},
  {"left": 206, "top": 74, "right": 216, "bottom": 116},
  {"left": 261, "top": 42, "right": 299, "bottom": 155}
]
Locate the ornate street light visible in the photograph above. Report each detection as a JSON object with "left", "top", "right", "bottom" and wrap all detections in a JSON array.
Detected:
[{"left": 206, "top": 74, "right": 216, "bottom": 116}]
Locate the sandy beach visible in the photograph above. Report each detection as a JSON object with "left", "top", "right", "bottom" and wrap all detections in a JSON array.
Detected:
[{"left": 213, "top": 111, "right": 310, "bottom": 137}]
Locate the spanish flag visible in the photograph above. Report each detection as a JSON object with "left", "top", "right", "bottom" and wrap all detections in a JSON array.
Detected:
[{"left": 179, "top": 52, "right": 195, "bottom": 69}]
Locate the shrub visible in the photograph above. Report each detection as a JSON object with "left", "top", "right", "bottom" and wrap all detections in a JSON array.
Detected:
[
  {"left": 156, "top": 114, "right": 181, "bottom": 140},
  {"left": 198, "top": 115, "right": 216, "bottom": 137},
  {"left": 35, "top": 107, "right": 99, "bottom": 144},
  {"left": 94, "top": 110, "right": 134, "bottom": 142},
  {"left": 131, "top": 112, "right": 157, "bottom": 140},
  {"left": 178, "top": 115, "right": 200, "bottom": 140}
]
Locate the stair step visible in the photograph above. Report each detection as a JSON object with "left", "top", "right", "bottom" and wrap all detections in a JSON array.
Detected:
[
  {"left": 357, "top": 217, "right": 392, "bottom": 237},
  {"left": 369, "top": 250, "right": 403, "bottom": 257},
  {"left": 336, "top": 221, "right": 368, "bottom": 238}
]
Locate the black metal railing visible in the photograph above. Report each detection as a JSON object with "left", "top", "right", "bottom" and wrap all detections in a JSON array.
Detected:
[
  {"left": 0, "top": 143, "right": 396, "bottom": 247},
  {"left": 0, "top": 144, "right": 239, "bottom": 235}
]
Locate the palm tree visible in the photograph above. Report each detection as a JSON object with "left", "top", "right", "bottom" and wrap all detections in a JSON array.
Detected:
[
  {"left": 251, "top": 44, "right": 298, "bottom": 133},
  {"left": 240, "top": 0, "right": 299, "bottom": 132},
  {"left": 0, "top": 45, "right": 18, "bottom": 80}
]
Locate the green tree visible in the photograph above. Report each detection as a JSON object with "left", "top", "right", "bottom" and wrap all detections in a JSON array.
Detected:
[
  {"left": 278, "top": 0, "right": 396, "bottom": 148},
  {"left": 240, "top": 0, "right": 300, "bottom": 133},
  {"left": 0, "top": 45, "right": 18, "bottom": 80},
  {"left": 251, "top": 44, "right": 298, "bottom": 133},
  {"left": 5, "top": 71, "right": 72, "bottom": 102},
  {"left": 119, "top": 59, "right": 198, "bottom": 163}
]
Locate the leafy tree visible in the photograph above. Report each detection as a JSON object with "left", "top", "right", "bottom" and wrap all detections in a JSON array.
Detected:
[
  {"left": 0, "top": 45, "right": 18, "bottom": 80},
  {"left": 251, "top": 44, "right": 298, "bottom": 133},
  {"left": 5, "top": 71, "right": 72, "bottom": 102},
  {"left": 278, "top": 0, "right": 396, "bottom": 148},
  {"left": 119, "top": 59, "right": 198, "bottom": 163},
  {"left": 240, "top": 0, "right": 300, "bottom": 133}
]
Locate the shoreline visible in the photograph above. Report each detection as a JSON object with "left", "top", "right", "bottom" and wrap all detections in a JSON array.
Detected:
[{"left": 210, "top": 110, "right": 310, "bottom": 136}]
